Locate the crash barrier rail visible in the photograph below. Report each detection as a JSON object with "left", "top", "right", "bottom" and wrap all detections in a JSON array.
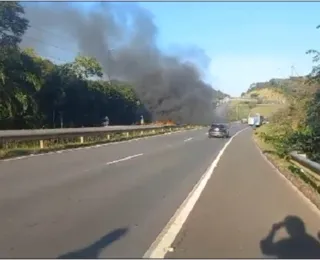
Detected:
[
  {"left": 289, "top": 151, "right": 320, "bottom": 177},
  {"left": 0, "top": 124, "right": 197, "bottom": 150}
]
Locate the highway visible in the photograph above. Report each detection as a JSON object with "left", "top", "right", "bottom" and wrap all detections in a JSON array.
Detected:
[
  {"left": 0, "top": 123, "right": 245, "bottom": 258},
  {"left": 1, "top": 122, "right": 320, "bottom": 258},
  {"left": 166, "top": 129, "right": 320, "bottom": 258}
]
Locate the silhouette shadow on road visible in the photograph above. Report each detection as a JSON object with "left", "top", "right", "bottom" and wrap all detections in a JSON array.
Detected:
[
  {"left": 57, "top": 227, "right": 128, "bottom": 259},
  {"left": 260, "top": 215, "right": 320, "bottom": 258}
]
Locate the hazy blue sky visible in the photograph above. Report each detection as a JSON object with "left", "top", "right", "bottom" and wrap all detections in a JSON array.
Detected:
[
  {"left": 138, "top": 2, "right": 320, "bottom": 96},
  {"left": 26, "top": 2, "right": 320, "bottom": 96}
]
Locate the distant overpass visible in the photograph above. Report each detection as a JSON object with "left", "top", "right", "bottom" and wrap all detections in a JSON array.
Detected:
[
  {"left": 217, "top": 97, "right": 257, "bottom": 104},
  {"left": 225, "top": 97, "right": 285, "bottom": 104},
  {"left": 229, "top": 97, "right": 257, "bottom": 102}
]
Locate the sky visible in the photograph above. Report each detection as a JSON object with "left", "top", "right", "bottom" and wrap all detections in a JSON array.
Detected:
[
  {"left": 23, "top": 1, "right": 320, "bottom": 97},
  {"left": 137, "top": 2, "right": 320, "bottom": 96}
]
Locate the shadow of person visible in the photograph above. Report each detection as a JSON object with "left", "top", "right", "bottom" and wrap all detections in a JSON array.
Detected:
[
  {"left": 260, "top": 215, "right": 320, "bottom": 259},
  {"left": 57, "top": 227, "right": 128, "bottom": 259}
]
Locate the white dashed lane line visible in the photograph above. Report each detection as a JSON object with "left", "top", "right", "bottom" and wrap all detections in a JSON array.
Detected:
[
  {"left": 183, "top": 137, "right": 193, "bottom": 142},
  {"left": 105, "top": 153, "right": 144, "bottom": 166}
]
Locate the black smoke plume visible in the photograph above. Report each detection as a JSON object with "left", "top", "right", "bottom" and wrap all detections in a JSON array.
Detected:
[{"left": 21, "top": 2, "right": 227, "bottom": 125}]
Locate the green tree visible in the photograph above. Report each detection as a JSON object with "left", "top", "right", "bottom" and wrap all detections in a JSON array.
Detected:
[
  {"left": 68, "top": 54, "right": 103, "bottom": 79},
  {"left": 0, "top": 2, "right": 149, "bottom": 129},
  {"left": 0, "top": 1, "right": 29, "bottom": 47},
  {"left": 250, "top": 93, "right": 259, "bottom": 98}
]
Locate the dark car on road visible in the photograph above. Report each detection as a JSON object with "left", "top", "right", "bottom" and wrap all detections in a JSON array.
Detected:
[{"left": 208, "top": 123, "right": 230, "bottom": 138}]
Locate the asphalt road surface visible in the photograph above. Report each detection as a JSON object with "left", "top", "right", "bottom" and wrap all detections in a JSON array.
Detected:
[
  {"left": 166, "top": 129, "right": 320, "bottom": 258},
  {"left": 0, "top": 123, "right": 245, "bottom": 258},
  {"left": 2, "top": 124, "right": 320, "bottom": 259}
]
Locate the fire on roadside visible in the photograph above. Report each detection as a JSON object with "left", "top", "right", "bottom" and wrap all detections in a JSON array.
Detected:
[
  {"left": 150, "top": 120, "right": 176, "bottom": 126},
  {"left": 135, "top": 120, "right": 175, "bottom": 126}
]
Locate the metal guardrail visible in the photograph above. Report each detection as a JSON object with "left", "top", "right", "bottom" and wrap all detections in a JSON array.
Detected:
[
  {"left": 0, "top": 125, "right": 193, "bottom": 150},
  {"left": 0, "top": 125, "right": 181, "bottom": 141},
  {"left": 290, "top": 151, "right": 320, "bottom": 176}
]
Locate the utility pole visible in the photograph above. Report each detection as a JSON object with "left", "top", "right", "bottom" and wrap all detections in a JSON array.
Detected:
[{"left": 291, "top": 65, "right": 300, "bottom": 77}]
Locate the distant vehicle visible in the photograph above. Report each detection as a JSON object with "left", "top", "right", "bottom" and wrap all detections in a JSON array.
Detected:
[
  {"left": 208, "top": 123, "right": 230, "bottom": 138},
  {"left": 248, "top": 113, "right": 262, "bottom": 127},
  {"left": 254, "top": 113, "right": 262, "bottom": 127},
  {"left": 248, "top": 116, "right": 255, "bottom": 126}
]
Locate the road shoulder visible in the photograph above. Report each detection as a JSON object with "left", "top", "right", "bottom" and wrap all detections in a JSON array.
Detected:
[
  {"left": 166, "top": 128, "right": 320, "bottom": 258},
  {"left": 253, "top": 128, "right": 320, "bottom": 214}
]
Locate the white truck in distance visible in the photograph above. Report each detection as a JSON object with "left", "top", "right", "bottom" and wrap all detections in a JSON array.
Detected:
[{"left": 248, "top": 113, "right": 262, "bottom": 127}]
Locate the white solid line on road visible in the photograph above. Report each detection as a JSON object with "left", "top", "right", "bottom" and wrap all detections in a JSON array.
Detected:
[
  {"left": 143, "top": 126, "right": 249, "bottom": 259},
  {"left": 105, "top": 153, "right": 143, "bottom": 166},
  {"left": 183, "top": 137, "right": 193, "bottom": 142}
]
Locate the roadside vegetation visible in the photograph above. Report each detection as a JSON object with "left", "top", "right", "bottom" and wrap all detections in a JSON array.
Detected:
[
  {"left": 227, "top": 99, "right": 284, "bottom": 122},
  {"left": 254, "top": 73, "right": 320, "bottom": 162},
  {"left": 250, "top": 25, "right": 320, "bottom": 208},
  {"left": 0, "top": 2, "right": 227, "bottom": 130},
  {"left": 0, "top": 2, "right": 208, "bottom": 159},
  {"left": 0, "top": 2, "right": 152, "bottom": 130}
]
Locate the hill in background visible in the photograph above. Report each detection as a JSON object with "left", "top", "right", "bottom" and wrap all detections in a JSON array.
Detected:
[{"left": 242, "top": 76, "right": 308, "bottom": 104}]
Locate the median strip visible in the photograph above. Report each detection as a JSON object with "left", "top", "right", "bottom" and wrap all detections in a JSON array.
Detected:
[{"left": 0, "top": 125, "right": 202, "bottom": 160}]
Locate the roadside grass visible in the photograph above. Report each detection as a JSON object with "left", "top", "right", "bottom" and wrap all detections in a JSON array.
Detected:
[
  {"left": 246, "top": 88, "right": 287, "bottom": 103},
  {"left": 227, "top": 100, "right": 285, "bottom": 122},
  {"left": 227, "top": 101, "right": 252, "bottom": 121},
  {"left": 253, "top": 124, "right": 320, "bottom": 210},
  {"left": 0, "top": 126, "right": 198, "bottom": 160},
  {"left": 250, "top": 104, "right": 286, "bottom": 117}
]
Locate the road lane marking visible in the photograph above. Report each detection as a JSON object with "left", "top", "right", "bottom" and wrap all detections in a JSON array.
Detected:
[
  {"left": 105, "top": 153, "right": 143, "bottom": 166},
  {"left": 183, "top": 137, "right": 193, "bottom": 142},
  {"left": 143, "top": 126, "right": 249, "bottom": 258}
]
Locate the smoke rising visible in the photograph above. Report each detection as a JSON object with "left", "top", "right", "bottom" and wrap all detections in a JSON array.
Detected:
[
  {"left": 213, "top": 103, "right": 229, "bottom": 124},
  {"left": 21, "top": 2, "right": 226, "bottom": 125}
]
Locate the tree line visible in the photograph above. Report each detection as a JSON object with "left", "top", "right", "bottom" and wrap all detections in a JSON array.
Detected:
[
  {"left": 258, "top": 27, "right": 320, "bottom": 162},
  {"left": 0, "top": 2, "right": 150, "bottom": 130}
]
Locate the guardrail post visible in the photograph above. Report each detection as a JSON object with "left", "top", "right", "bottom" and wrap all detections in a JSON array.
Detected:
[
  {"left": 0, "top": 125, "right": 198, "bottom": 154},
  {"left": 39, "top": 140, "right": 44, "bottom": 149}
]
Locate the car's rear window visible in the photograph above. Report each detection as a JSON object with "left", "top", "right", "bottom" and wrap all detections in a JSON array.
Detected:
[{"left": 211, "top": 124, "right": 225, "bottom": 129}]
